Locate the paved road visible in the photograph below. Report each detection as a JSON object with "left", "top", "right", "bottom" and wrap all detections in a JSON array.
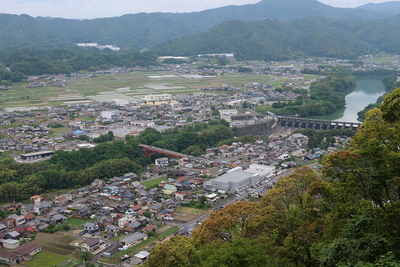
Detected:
[{"left": 75, "top": 240, "right": 119, "bottom": 267}]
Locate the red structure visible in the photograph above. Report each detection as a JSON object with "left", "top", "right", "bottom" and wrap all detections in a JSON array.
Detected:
[{"left": 139, "top": 144, "right": 188, "bottom": 158}]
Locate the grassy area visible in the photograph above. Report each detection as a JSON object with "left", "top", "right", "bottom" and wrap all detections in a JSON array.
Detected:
[
  {"left": 141, "top": 178, "right": 164, "bottom": 188},
  {"left": 158, "top": 226, "right": 179, "bottom": 239},
  {"left": 50, "top": 127, "right": 70, "bottom": 133},
  {"left": 111, "top": 233, "right": 125, "bottom": 241},
  {"left": 175, "top": 206, "right": 207, "bottom": 216},
  {"left": 67, "top": 217, "right": 91, "bottom": 229},
  {"left": 25, "top": 251, "right": 77, "bottom": 267}
]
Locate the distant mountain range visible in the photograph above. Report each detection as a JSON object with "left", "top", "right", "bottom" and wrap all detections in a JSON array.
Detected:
[
  {"left": 0, "top": 0, "right": 397, "bottom": 52},
  {"left": 357, "top": 1, "right": 400, "bottom": 14},
  {"left": 151, "top": 17, "right": 400, "bottom": 60}
]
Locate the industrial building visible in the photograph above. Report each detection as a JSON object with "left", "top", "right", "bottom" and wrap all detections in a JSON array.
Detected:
[
  {"left": 145, "top": 93, "right": 172, "bottom": 102},
  {"left": 207, "top": 164, "right": 275, "bottom": 193},
  {"left": 210, "top": 170, "right": 260, "bottom": 193}
]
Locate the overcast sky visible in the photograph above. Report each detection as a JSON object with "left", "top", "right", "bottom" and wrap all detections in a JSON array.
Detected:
[{"left": 0, "top": 0, "right": 397, "bottom": 19}]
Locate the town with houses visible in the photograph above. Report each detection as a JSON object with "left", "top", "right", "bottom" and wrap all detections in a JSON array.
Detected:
[{"left": 0, "top": 57, "right": 366, "bottom": 266}]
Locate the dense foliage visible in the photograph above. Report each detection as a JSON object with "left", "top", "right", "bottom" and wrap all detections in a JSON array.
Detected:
[
  {"left": 136, "top": 123, "right": 234, "bottom": 156},
  {"left": 145, "top": 88, "right": 400, "bottom": 266},
  {"left": 0, "top": 0, "right": 389, "bottom": 51},
  {"left": 0, "top": 48, "right": 157, "bottom": 76},
  {"left": 0, "top": 122, "right": 236, "bottom": 202},
  {"left": 267, "top": 75, "right": 355, "bottom": 116},
  {"left": 150, "top": 16, "right": 400, "bottom": 60},
  {"left": 0, "top": 139, "right": 148, "bottom": 202}
]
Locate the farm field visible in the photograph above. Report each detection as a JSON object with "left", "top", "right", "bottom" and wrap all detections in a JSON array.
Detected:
[
  {"left": 0, "top": 70, "right": 315, "bottom": 111},
  {"left": 175, "top": 206, "right": 208, "bottom": 215},
  {"left": 28, "top": 233, "right": 79, "bottom": 267},
  {"left": 24, "top": 251, "right": 77, "bottom": 267},
  {"left": 175, "top": 206, "right": 208, "bottom": 222}
]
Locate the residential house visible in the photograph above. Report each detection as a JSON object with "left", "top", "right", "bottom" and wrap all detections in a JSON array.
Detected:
[
  {"left": 0, "top": 250, "right": 22, "bottom": 265},
  {"left": 81, "top": 238, "right": 102, "bottom": 252},
  {"left": 163, "top": 184, "right": 177, "bottom": 195},
  {"left": 119, "top": 233, "right": 148, "bottom": 248},
  {"left": 75, "top": 187, "right": 89, "bottom": 196},
  {"left": 2, "top": 239, "right": 20, "bottom": 250},
  {"left": 149, "top": 204, "right": 163, "bottom": 214},
  {"left": 53, "top": 196, "right": 70, "bottom": 206},
  {"left": 104, "top": 225, "right": 119, "bottom": 238},
  {"left": 20, "top": 205, "right": 34, "bottom": 216},
  {"left": 155, "top": 157, "right": 169, "bottom": 167},
  {"left": 91, "top": 179, "right": 106, "bottom": 188},
  {"left": 4, "top": 231, "right": 20, "bottom": 240},
  {"left": 25, "top": 214, "right": 35, "bottom": 222},
  {"left": 143, "top": 225, "right": 156, "bottom": 234},
  {"left": 0, "top": 223, "right": 7, "bottom": 233},
  {"left": 122, "top": 221, "right": 141, "bottom": 234},
  {"left": 13, "top": 215, "right": 26, "bottom": 227},
  {"left": 2, "top": 218, "right": 14, "bottom": 229},
  {"left": 51, "top": 214, "right": 67, "bottom": 225},
  {"left": 14, "top": 242, "right": 41, "bottom": 259},
  {"left": 30, "top": 195, "right": 41, "bottom": 205},
  {"left": 84, "top": 222, "right": 99, "bottom": 233}
]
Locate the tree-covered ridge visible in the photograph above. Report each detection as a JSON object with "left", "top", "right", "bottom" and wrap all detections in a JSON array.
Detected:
[
  {"left": 0, "top": 0, "right": 390, "bottom": 51},
  {"left": 150, "top": 16, "right": 400, "bottom": 60},
  {"left": 144, "top": 89, "right": 400, "bottom": 266},
  {"left": 268, "top": 74, "right": 355, "bottom": 117}
]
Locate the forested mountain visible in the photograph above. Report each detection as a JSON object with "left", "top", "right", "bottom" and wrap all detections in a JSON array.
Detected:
[
  {"left": 358, "top": 1, "right": 400, "bottom": 14},
  {"left": 150, "top": 16, "right": 400, "bottom": 60},
  {"left": 0, "top": 0, "right": 392, "bottom": 51}
]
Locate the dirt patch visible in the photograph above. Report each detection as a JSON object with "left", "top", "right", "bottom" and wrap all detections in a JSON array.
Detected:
[{"left": 174, "top": 214, "right": 197, "bottom": 223}]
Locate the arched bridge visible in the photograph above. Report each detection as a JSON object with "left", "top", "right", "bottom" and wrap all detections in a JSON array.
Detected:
[
  {"left": 276, "top": 116, "right": 362, "bottom": 130},
  {"left": 139, "top": 144, "right": 189, "bottom": 158}
]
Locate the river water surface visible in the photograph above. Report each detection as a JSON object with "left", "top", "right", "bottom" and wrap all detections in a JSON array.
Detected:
[{"left": 308, "top": 76, "right": 386, "bottom": 122}]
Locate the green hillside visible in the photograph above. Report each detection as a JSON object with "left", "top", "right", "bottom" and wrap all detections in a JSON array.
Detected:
[{"left": 0, "top": 0, "right": 392, "bottom": 51}]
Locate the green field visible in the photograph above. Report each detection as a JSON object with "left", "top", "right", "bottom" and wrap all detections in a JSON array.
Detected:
[
  {"left": 67, "top": 217, "right": 92, "bottom": 229},
  {"left": 141, "top": 178, "right": 165, "bottom": 188},
  {"left": 25, "top": 251, "right": 77, "bottom": 267},
  {"left": 50, "top": 127, "right": 70, "bottom": 133},
  {"left": 0, "top": 70, "right": 315, "bottom": 110},
  {"left": 175, "top": 206, "right": 207, "bottom": 216}
]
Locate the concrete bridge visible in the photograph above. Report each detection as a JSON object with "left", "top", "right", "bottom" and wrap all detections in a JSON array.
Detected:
[
  {"left": 139, "top": 144, "right": 189, "bottom": 158},
  {"left": 276, "top": 116, "right": 362, "bottom": 130}
]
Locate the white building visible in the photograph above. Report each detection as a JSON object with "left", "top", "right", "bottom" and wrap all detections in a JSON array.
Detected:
[
  {"left": 113, "top": 99, "right": 129, "bottom": 106},
  {"left": 243, "top": 164, "right": 275, "bottom": 178},
  {"left": 77, "top": 43, "right": 98, "bottom": 47},
  {"left": 145, "top": 94, "right": 172, "bottom": 102},
  {"left": 155, "top": 157, "right": 169, "bottom": 167},
  {"left": 100, "top": 110, "right": 120, "bottom": 119},
  {"left": 209, "top": 170, "right": 261, "bottom": 193},
  {"left": 219, "top": 109, "right": 238, "bottom": 116}
]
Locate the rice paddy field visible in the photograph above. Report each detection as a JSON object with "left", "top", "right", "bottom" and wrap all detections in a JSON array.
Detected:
[{"left": 0, "top": 70, "right": 316, "bottom": 111}]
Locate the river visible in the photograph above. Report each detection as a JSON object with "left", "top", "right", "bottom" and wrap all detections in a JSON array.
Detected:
[{"left": 308, "top": 76, "right": 386, "bottom": 122}]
